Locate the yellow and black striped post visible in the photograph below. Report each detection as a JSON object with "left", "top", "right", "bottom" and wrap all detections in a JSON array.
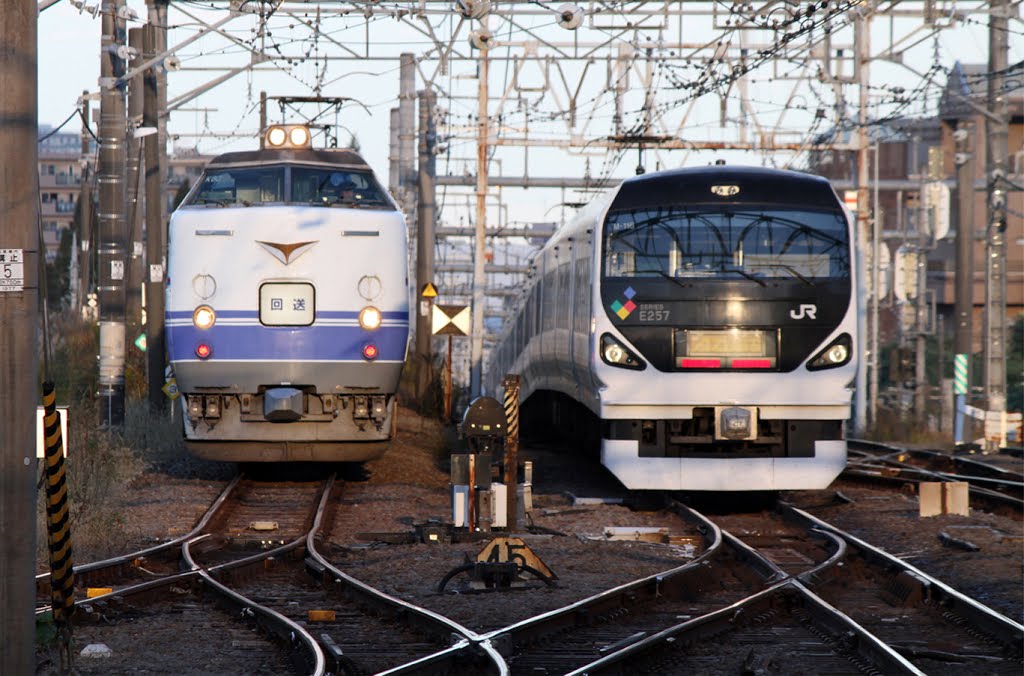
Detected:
[
  {"left": 42, "top": 381, "right": 75, "bottom": 649},
  {"left": 502, "top": 374, "right": 520, "bottom": 530}
]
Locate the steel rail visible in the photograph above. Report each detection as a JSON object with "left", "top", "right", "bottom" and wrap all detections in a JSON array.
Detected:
[
  {"left": 850, "top": 439, "right": 1024, "bottom": 482},
  {"left": 851, "top": 460, "right": 1024, "bottom": 498},
  {"left": 58, "top": 479, "right": 332, "bottom": 675},
  {"left": 183, "top": 534, "right": 326, "bottom": 676},
  {"left": 35, "top": 474, "right": 242, "bottom": 608},
  {"left": 781, "top": 503, "right": 1024, "bottom": 650},
  {"left": 567, "top": 577, "right": 923, "bottom": 674},
  {"left": 841, "top": 465, "right": 1024, "bottom": 513},
  {"left": 566, "top": 511, "right": 921, "bottom": 673},
  {"left": 481, "top": 501, "right": 722, "bottom": 642},
  {"left": 303, "top": 476, "right": 509, "bottom": 675}
]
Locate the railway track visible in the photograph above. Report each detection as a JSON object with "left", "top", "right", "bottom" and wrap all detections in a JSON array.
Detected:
[
  {"left": 553, "top": 499, "right": 1023, "bottom": 675},
  {"left": 43, "top": 474, "right": 501, "bottom": 674},
  {"left": 846, "top": 439, "right": 1024, "bottom": 517},
  {"left": 40, "top": 446, "right": 1023, "bottom": 674}
]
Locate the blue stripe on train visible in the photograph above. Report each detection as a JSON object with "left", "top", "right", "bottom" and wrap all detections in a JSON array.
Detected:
[
  {"left": 166, "top": 309, "right": 410, "bottom": 321},
  {"left": 166, "top": 323, "right": 409, "bottom": 361}
]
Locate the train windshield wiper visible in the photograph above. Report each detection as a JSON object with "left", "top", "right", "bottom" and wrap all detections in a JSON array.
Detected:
[
  {"left": 325, "top": 198, "right": 388, "bottom": 208},
  {"left": 722, "top": 267, "right": 767, "bottom": 287},
  {"left": 752, "top": 262, "right": 815, "bottom": 286},
  {"left": 192, "top": 197, "right": 231, "bottom": 207},
  {"left": 636, "top": 268, "right": 687, "bottom": 289}
]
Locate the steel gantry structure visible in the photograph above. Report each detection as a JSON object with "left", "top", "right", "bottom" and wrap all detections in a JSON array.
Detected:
[{"left": 55, "top": 0, "right": 1012, "bottom": 424}]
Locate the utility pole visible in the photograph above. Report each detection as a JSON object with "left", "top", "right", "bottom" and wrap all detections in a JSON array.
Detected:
[
  {"left": 416, "top": 89, "right": 437, "bottom": 397},
  {"left": 259, "top": 90, "right": 267, "bottom": 134},
  {"left": 126, "top": 27, "right": 145, "bottom": 336},
  {"left": 78, "top": 90, "right": 94, "bottom": 313},
  {"left": 983, "top": 0, "right": 1009, "bottom": 447},
  {"left": 869, "top": 139, "right": 881, "bottom": 428},
  {"left": 399, "top": 53, "right": 417, "bottom": 217},
  {"left": 148, "top": 0, "right": 168, "bottom": 226},
  {"left": 144, "top": 25, "right": 166, "bottom": 412},
  {"left": 853, "top": 7, "right": 871, "bottom": 435},
  {"left": 0, "top": 0, "right": 40, "bottom": 670},
  {"left": 471, "top": 27, "right": 490, "bottom": 397},
  {"left": 952, "top": 120, "right": 974, "bottom": 444},
  {"left": 98, "top": 0, "right": 129, "bottom": 428},
  {"left": 389, "top": 107, "right": 400, "bottom": 196},
  {"left": 915, "top": 151, "right": 938, "bottom": 422}
]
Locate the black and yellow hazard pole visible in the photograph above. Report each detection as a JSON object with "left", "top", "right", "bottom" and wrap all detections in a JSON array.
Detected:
[
  {"left": 42, "top": 381, "right": 75, "bottom": 671},
  {"left": 502, "top": 375, "right": 520, "bottom": 531}
]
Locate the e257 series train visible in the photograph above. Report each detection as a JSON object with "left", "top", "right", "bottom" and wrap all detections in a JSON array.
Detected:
[
  {"left": 487, "top": 166, "right": 858, "bottom": 491},
  {"left": 165, "top": 125, "right": 409, "bottom": 462}
]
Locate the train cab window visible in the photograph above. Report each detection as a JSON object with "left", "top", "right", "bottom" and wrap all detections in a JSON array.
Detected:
[
  {"left": 291, "top": 167, "right": 388, "bottom": 207},
  {"left": 188, "top": 167, "right": 285, "bottom": 206},
  {"left": 602, "top": 207, "right": 849, "bottom": 282}
]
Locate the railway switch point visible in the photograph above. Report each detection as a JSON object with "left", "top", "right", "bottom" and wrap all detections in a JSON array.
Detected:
[{"left": 437, "top": 537, "right": 557, "bottom": 592}]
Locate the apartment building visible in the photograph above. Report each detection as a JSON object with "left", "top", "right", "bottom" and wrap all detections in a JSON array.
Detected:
[{"left": 37, "top": 125, "right": 210, "bottom": 261}]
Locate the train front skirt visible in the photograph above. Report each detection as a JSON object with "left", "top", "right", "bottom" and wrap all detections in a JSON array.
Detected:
[{"left": 602, "top": 439, "right": 847, "bottom": 491}]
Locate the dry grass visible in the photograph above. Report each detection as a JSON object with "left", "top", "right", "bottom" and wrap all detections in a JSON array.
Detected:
[
  {"left": 362, "top": 405, "right": 452, "bottom": 487},
  {"left": 863, "top": 407, "right": 956, "bottom": 449},
  {"left": 35, "top": 315, "right": 196, "bottom": 569}
]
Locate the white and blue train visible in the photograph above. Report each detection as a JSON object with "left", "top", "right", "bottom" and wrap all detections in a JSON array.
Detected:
[
  {"left": 487, "top": 166, "right": 858, "bottom": 491},
  {"left": 166, "top": 125, "right": 409, "bottom": 462}
]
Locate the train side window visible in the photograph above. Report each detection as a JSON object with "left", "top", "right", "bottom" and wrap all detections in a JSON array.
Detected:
[{"left": 559, "top": 264, "right": 571, "bottom": 329}]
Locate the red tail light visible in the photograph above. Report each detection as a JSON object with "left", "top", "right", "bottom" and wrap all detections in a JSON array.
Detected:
[
  {"left": 731, "top": 358, "right": 772, "bottom": 368},
  {"left": 362, "top": 344, "right": 378, "bottom": 360},
  {"left": 196, "top": 344, "right": 212, "bottom": 359},
  {"left": 679, "top": 358, "right": 721, "bottom": 368}
]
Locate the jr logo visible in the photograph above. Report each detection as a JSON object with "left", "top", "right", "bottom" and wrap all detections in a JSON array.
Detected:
[{"left": 790, "top": 304, "right": 817, "bottom": 320}]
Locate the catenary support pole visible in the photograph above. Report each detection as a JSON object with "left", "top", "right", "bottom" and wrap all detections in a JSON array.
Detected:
[
  {"left": 853, "top": 8, "right": 871, "bottom": 435},
  {"left": 953, "top": 120, "right": 974, "bottom": 444},
  {"left": 78, "top": 90, "right": 94, "bottom": 313},
  {"left": 869, "top": 142, "right": 880, "bottom": 428},
  {"left": 144, "top": 25, "right": 166, "bottom": 413},
  {"left": 471, "top": 35, "right": 490, "bottom": 397},
  {"left": 389, "top": 107, "right": 400, "bottom": 195},
  {"left": 126, "top": 27, "right": 145, "bottom": 335},
  {"left": 914, "top": 159, "right": 934, "bottom": 422},
  {"left": 399, "top": 53, "right": 416, "bottom": 216},
  {"left": 0, "top": 0, "right": 40, "bottom": 670},
  {"left": 416, "top": 89, "right": 437, "bottom": 397},
  {"left": 983, "top": 0, "right": 1009, "bottom": 448},
  {"left": 98, "top": 0, "right": 129, "bottom": 428}
]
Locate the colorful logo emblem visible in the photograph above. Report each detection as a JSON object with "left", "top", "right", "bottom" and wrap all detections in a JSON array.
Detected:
[{"left": 609, "top": 287, "right": 637, "bottom": 320}]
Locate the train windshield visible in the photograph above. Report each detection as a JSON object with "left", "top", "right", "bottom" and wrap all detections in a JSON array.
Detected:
[
  {"left": 602, "top": 207, "right": 849, "bottom": 282},
  {"left": 190, "top": 166, "right": 286, "bottom": 205},
  {"left": 291, "top": 167, "right": 388, "bottom": 207},
  {"left": 186, "top": 165, "right": 388, "bottom": 207}
]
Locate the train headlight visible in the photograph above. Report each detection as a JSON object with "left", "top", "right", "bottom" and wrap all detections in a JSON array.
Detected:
[
  {"left": 289, "top": 126, "right": 310, "bottom": 147},
  {"left": 266, "top": 126, "right": 287, "bottom": 147},
  {"left": 600, "top": 333, "right": 646, "bottom": 370},
  {"left": 807, "top": 333, "right": 852, "bottom": 371},
  {"left": 359, "top": 306, "right": 382, "bottom": 331},
  {"left": 193, "top": 305, "right": 216, "bottom": 330},
  {"left": 265, "top": 124, "right": 311, "bottom": 149}
]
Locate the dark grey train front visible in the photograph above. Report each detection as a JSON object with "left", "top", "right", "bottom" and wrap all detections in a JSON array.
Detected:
[{"left": 489, "top": 166, "right": 858, "bottom": 490}]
